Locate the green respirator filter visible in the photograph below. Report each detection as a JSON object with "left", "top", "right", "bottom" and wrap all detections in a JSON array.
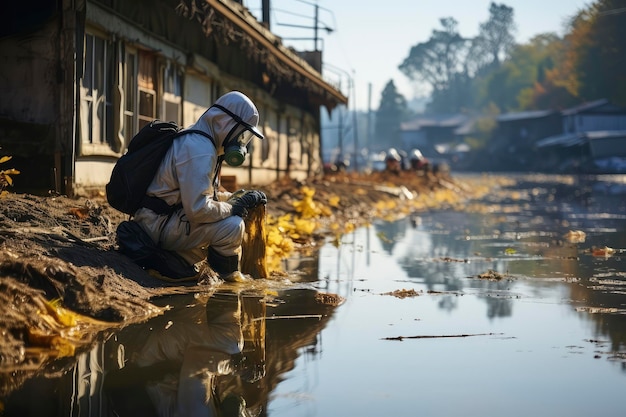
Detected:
[{"left": 224, "top": 147, "right": 245, "bottom": 166}]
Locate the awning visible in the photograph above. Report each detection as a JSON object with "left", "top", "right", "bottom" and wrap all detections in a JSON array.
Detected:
[
  {"left": 535, "top": 133, "right": 587, "bottom": 148},
  {"left": 537, "top": 130, "right": 626, "bottom": 149}
]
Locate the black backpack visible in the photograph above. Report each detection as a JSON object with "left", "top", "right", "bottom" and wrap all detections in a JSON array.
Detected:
[{"left": 106, "top": 120, "right": 213, "bottom": 215}]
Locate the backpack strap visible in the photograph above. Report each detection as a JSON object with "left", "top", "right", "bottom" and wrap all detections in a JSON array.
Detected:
[
  {"left": 213, "top": 155, "right": 224, "bottom": 200},
  {"left": 140, "top": 196, "right": 183, "bottom": 215}
]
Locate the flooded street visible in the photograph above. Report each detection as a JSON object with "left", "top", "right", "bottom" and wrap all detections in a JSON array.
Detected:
[
  {"left": 4, "top": 174, "right": 626, "bottom": 417},
  {"left": 268, "top": 174, "right": 626, "bottom": 417}
]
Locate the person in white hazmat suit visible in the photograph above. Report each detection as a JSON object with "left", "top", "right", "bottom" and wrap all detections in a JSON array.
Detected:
[{"left": 123, "top": 91, "right": 267, "bottom": 281}]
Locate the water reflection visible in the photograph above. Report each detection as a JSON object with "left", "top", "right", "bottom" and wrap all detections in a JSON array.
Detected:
[
  {"left": 376, "top": 174, "right": 626, "bottom": 352},
  {"left": 3, "top": 290, "right": 268, "bottom": 416},
  {"left": 2, "top": 282, "right": 342, "bottom": 417},
  {"left": 105, "top": 290, "right": 266, "bottom": 416}
]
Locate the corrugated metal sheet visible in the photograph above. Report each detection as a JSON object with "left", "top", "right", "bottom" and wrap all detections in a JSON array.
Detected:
[
  {"left": 536, "top": 133, "right": 586, "bottom": 148},
  {"left": 496, "top": 110, "right": 555, "bottom": 122},
  {"left": 536, "top": 130, "right": 626, "bottom": 154}
]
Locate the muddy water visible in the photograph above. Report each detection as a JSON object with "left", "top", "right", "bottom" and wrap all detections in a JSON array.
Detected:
[{"left": 4, "top": 174, "right": 626, "bottom": 417}]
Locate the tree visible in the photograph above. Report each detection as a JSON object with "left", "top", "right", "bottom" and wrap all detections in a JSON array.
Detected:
[
  {"left": 427, "top": 71, "right": 474, "bottom": 113},
  {"left": 455, "top": 2, "right": 518, "bottom": 112},
  {"left": 477, "top": 2, "right": 516, "bottom": 67},
  {"left": 520, "top": 33, "right": 578, "bottom": 109},
  {"left": 523, "top": 0, "right": 626, "bottom": 108},
  {"left": 375, "top": 80, "right": 409, "bottom": 150},
  {"left": 399, "top": 18, "right": 469, "bottom": 98},
  {"left": 481, "top": 33, "right": 572, "bottom": 111},
  {"left": 568, "top": 0, "right": 626, "bottom": 106}
]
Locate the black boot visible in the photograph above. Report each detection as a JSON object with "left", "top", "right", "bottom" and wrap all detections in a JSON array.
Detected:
[
  {"left": 117, "top": 221, "right": 198, "bottom": 281},
  {"left": 207, "top": 247, "right": 243, "bottom": 281}
]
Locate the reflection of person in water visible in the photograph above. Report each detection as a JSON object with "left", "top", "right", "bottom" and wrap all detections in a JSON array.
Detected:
[{"left": 105, "top": 291, "right": 265, "bottom": 417}]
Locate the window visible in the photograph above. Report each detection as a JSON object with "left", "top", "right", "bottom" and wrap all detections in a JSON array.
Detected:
[
  {"left": 81, "top": 32, "right": 114, "bottom": 149},
  {"left": 162, "top": 61, "right": 182, "bottom": 124},
  {"left": 137, "top": 51, "right": 157, "bottom": 129},
  {"left": 80, "top": 33, "right": 183, "bottom": 154},
  {"left": 123, "top": 49, "right": 138, "bottom": 144}
]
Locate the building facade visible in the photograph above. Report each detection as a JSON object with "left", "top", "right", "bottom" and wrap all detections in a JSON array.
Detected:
[{"left": 0, "top": 0, "right": 347, "bottom": 195}]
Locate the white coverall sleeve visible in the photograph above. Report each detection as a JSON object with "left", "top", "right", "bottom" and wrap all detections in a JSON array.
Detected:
[
  {"left": 175, "top": 138, "right": 233, "bottom": 224},
  {"left": 216, "top": 191, "right": 233, "bottom": 202}
]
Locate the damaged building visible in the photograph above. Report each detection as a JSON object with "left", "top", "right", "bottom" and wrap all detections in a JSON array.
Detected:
[{"left": 0, "top": 0, "right": 347, "bottom": 196}]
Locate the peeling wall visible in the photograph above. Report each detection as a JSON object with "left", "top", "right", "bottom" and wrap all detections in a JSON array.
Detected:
[
  {"left": 0, "top": 18, "right": 61, "bottom": 192},
  {"left": 0, "top": 21, "right": 59, "bottom": 129}
]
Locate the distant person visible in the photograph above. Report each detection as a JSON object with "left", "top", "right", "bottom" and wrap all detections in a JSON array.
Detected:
[
  {"left": 334, "top": 154, "right": 350, "bottom": 172},
  {"left": 116, "top": 91, "right": 267, "bottom": 282},
  {"left": 385, "top": 148, "right": 402, "bottom": 174},
  {"left": 409, "top": 148, "right": 430, "bottom": 174}
]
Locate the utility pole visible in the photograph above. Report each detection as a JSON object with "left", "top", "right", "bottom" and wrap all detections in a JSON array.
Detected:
[
  {"left": 338, "top": 105, "right": 343, "bottom": 158},
  {"left": 351, "top": 71, "right": 359, "bottom": 171},
  {"left": 262, "top": 0, "right": 270, "bottom": 28},
  {"left": 367, "top": 82, "right": 372, "bottom": 152},
  {"left": 273, "top": 1, "right": 333, "bottom": 52},
  {"left": 314, "top": 4, "right": 319, "bottom": 51}
]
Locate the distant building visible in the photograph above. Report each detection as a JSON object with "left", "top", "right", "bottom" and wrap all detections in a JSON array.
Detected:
[
  {"left": 535, "top": 99, "right": 626, "bottom": 173},
  {"left": 399, "top": 114, "right": 471, "bottom": 159},
  {"left": 492, "top": 99, "right": 626, "bottom": 173},
  {"left": 482, "top": 110, "right": 563, "bottom": 171},
  {"left": 0, "top": 0, "right": 347, "bottom": 196},
  {"left": 561, "top": 99, "right": 626, "bottom": 133},
  {"left": 496, "top": 110, "right": 562, "bottom": 148}
]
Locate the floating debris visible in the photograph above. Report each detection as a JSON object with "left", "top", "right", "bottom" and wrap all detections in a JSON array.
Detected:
[
  {"left": 591, "top": 246, "right": 616, "bottom": 257},
  {"left": 261, "top": 314, "right": 322, "bottom": 321},
  {"left": 382, "top": 288, "right": 422, "bottom": 298},
  {"left": 427, "top": 290, "right": 464, "bottom": 296},
  {"left": 314, "top": 292, "right": 345, "bottom": 306},
  {"left": 382, "top": 332, "right": 504, "bottom": 341},
  {"left": 576, "top": 306, "right": 626, "bottom": 314},
  {"left": 563, "top": 230, "right": 586, "bottom": 243},
  {"left": 475, "top": 269, "right": 509, "bottom": 281},
  {"left": 436, "top": 256, "right": 469, "bottom": 263},
  {"left": 607, "top": 352, "right": 626, "bottom": 363},
  {"left": 504, "top": 247, "right": 517, "bottom": 255}
]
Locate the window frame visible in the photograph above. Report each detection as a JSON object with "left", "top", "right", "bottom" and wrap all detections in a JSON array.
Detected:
[{"left": 79, "top": 28, "right": 118, "bottom": 156}]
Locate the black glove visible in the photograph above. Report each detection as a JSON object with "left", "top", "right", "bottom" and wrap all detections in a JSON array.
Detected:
[
  {"left": 230, "top": 204, "right": 248, "bottom": 218},
  {"left": 229, "top": 190, "right": 267, "bottom": 217}
]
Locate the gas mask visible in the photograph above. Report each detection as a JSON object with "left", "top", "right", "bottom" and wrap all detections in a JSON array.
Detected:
[{"left": 211, "top": 103, "right": 264, "bottom": 167}]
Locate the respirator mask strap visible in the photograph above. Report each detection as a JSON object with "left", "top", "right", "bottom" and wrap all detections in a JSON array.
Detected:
[{"left": 210, "top": 104, "right": 260, "bottom": 166}]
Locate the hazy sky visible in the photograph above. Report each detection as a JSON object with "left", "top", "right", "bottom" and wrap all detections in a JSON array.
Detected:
[{"left": 247, "top": 0, "right": 590, "bottom": 110}]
